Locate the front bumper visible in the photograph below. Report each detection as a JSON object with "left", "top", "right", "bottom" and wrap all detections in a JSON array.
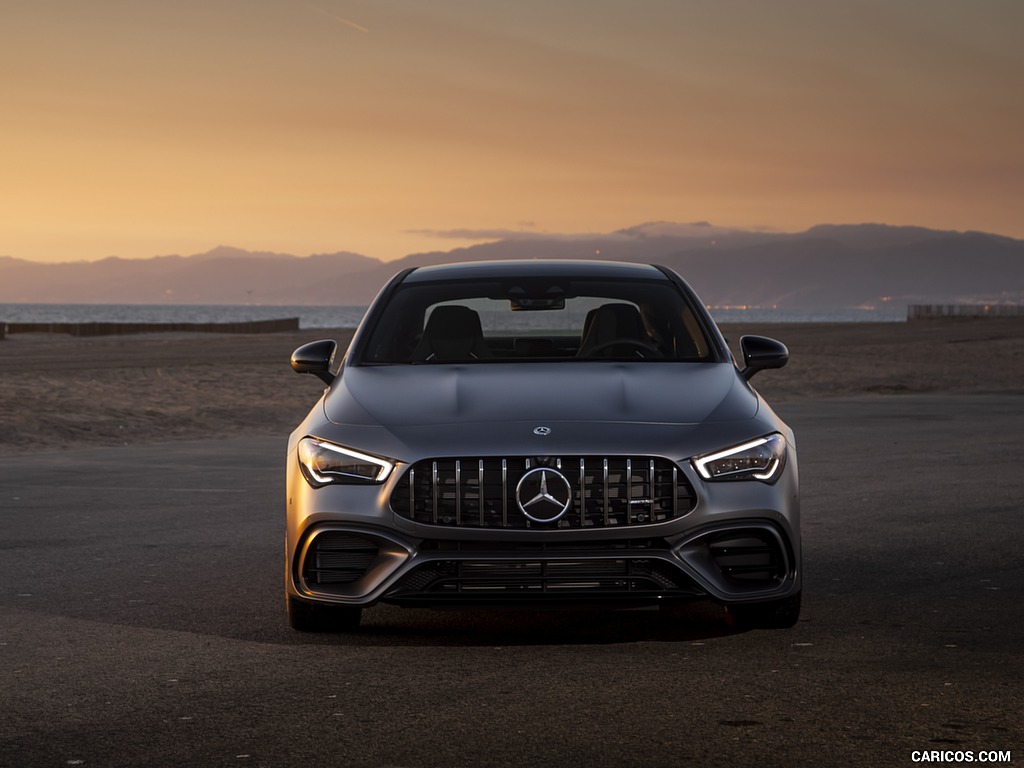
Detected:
[
  {"left": 286, "top": 451, "right": 801, "bottom": 609},
  {"left": 290, "top": 519, "right": 799, "bottom": 608}
]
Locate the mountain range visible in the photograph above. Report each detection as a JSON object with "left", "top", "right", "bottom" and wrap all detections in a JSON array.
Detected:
[{"left": 2, "top": 223, "right": 1022, "bottom": 309}]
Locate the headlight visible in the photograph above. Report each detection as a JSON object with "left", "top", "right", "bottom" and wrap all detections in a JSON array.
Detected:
[
  {"left": 692, "top": 433, "right": 787, "bottom": 482},
  {"left": 297, "top": 437, "right": 395, "bottom": 487}
]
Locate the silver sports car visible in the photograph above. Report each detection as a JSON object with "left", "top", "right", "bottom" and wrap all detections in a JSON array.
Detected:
[{"left": 286, "top": 260, "right": 800, "bottom": 630}]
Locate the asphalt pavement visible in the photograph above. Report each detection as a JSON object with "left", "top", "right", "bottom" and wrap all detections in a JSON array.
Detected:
[{"left": 1, "top": 395, "right": 1022, "bottom": 767}]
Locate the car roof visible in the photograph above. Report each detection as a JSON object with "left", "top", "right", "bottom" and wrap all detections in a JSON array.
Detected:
[{"left": 401, "top": 259, "right": 669, "bottom": 283}]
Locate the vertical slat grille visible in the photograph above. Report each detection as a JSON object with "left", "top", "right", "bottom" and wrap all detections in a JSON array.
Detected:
[{"left": 391, "top": 456, "right": 696, "bottom": 529}]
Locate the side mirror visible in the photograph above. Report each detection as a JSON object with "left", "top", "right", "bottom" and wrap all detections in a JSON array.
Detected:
[
  {"left": 291, "top": 339, "right": 338, "bottom": 386},
  {"left": 739, "top": 335, "right": 788, "bottom": 381}
]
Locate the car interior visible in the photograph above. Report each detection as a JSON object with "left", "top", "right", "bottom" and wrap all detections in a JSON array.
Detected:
[{"left": 361, "top": 280, "right": 713, "bottom": 363}]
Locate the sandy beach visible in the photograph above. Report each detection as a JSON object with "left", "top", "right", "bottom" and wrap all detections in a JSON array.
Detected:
[
  {"left": 1, "top": 318, "right": 1022, "bottom": 457},
  {"left": 3, "top": 320, "right": 1024, "bottom": 767}
]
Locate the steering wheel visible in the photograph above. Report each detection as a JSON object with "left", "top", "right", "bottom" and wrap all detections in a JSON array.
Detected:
[{"left": 583, "top": 338, "right": 664, "bottom": 359}]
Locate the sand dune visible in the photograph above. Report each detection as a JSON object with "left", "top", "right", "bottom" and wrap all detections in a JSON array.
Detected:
[{"left": 1, "top": 320, "right": 1022, "bottom": 456}]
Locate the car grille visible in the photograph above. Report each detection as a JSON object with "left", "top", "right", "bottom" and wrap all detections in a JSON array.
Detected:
[
  {"left": 302, "top": 532, "right": 379, "bottom": 586},
  {"left": 390, "top": 456, "right": 696, "bottom": 529}
]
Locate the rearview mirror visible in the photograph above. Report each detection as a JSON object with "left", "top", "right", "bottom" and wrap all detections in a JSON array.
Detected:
[
  {"left": 739, "top": 335, "right": 788, "bottom": 380},
  {"left": 291, "top": 339, "right": 338, "bottom": 385}
]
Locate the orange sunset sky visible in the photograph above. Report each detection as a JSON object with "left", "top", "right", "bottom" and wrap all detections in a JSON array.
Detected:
[{"left": 3, "top": 0, "right": 1023, "bottom": 263}]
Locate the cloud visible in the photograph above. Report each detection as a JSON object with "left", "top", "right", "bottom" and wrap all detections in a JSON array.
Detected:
[
  {"left": 405, "top": 227, "right": 583, "bottom": 242},
  {"left": 293, "top": 0, "right": 369, "bottom": 34},
  {"left": 409, "top": 221, "right": 755, "bottom": 243}
]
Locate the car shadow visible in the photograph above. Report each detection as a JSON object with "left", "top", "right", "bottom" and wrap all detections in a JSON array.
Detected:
[{"left": 279, "top": 601, "right": 745, "bottom": 647}]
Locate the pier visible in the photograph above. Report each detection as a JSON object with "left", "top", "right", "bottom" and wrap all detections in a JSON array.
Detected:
[
  {"left": 0, "top": 317, "right": 300, "bottom": 338},
  {"left": 908, "top": 304, "right": 1024, "bottom": 320}
]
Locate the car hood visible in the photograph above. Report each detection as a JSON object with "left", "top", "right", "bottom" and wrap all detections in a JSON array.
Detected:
[{"left": 325, "top": 362, "right": 757, "bottom": 428}]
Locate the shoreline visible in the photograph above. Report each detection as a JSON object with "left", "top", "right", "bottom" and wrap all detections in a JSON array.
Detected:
[{"left": 1, "top": 319, "right": 1022, "bottom": 457}]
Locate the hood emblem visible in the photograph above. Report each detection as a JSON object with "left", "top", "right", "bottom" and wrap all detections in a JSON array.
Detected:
[
  {"left": 533, "top": 426, "right": 552, "bottom": 436},
  {"left": 515, "top": 468, "right": 572, "bottom": 523}
]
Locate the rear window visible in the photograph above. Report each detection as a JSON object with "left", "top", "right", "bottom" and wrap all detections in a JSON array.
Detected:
[{"left": 357, "top": 277, "right": 714, "bottom": 364}]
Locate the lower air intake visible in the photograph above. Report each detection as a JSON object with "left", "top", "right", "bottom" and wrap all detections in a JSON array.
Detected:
[
  {"left": 386, "top": 557, "right": 701, "bottom": 601},
  {"left": 303, "top": 532, "right": 379, "bottom": 586},
  {"left": 708, "top": 531, "right": 786, "bottom": 586}
]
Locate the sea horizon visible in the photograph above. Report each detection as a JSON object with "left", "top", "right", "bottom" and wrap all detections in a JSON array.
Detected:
[{"left": 0, "top": 302, "right": 909, "bottom": 329}]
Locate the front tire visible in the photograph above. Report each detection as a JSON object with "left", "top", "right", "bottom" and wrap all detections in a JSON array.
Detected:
[
  {"left": 287, "top": 595, "right": 363, "bottom": 632},
  {"left": 724, "top": 591, "right": 801, "bottom": 630}
]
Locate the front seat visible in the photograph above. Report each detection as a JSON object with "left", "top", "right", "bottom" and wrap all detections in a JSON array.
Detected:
[
  {"left": 412, "top": 305, "right": 492, "bottom": 361},
  {"left": 576, "top": 302, "right": 654, "bottom": 358}
]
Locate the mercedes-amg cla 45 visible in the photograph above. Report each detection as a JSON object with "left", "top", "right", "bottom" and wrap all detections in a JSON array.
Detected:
[{"left": 286, "top": 260, "right": 800, "bottom": 630}]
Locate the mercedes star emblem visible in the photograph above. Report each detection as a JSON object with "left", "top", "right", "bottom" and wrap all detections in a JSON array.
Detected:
[
  {"left": 533, "top": 426, "right": 552, "bottom": 436},
  {"left": 515, "top": 467, "right": 572, "bottom": 523}
]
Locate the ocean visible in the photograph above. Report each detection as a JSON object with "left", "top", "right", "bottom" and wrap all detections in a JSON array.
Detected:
[{"left": 0, "top": 303, "right": 908, "bottom": 329}]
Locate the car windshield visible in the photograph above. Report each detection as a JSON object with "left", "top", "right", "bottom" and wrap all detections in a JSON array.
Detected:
[{"left": 358, "top": 277, "right": 715, "bottom": 364}]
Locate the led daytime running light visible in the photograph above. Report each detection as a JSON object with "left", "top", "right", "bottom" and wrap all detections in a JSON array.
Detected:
[
  {"left": 693, "top": 434, "right": 786, "bottom": 482},
  {"left": 298, "top": 438, "right": 395, "bottom": 486}
]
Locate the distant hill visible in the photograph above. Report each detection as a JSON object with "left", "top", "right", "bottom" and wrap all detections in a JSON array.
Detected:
[{"left": 1, "top": 224, "right": 1022, "bottom": 309}]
